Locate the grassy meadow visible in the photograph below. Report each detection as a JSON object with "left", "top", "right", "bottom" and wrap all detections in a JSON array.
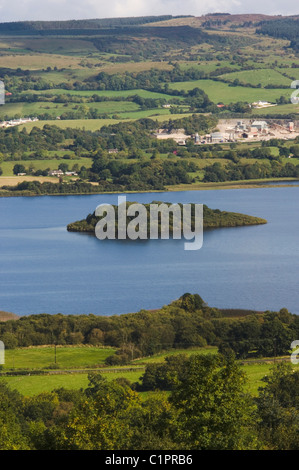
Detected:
[
  {"left": 0, "top": 344, "right": 296, "bottom": 397},
  {"left": 2, "top": 345, "right": 116, "bottom": 370},
  {"left": 0, "top": 100, "right": 141, "bottom": 120},
  {"left": 0, "top": 364, "right": 269, "bottom": 397},
  {"left": 168, "top": 79, "right": 291, "bottom": 105}
]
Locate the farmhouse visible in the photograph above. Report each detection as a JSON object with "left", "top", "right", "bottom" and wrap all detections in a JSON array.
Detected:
[
  {"left": 252, "top": 101, "right": 276, "bottom": 109},
  {"left": 0, "top": 117, "right": 39, "bottom": 128},
  {"left": 48, "top": 170, "right": 64, "bottom": 177}
]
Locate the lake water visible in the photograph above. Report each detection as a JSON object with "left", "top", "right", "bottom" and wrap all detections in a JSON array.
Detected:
[{"left": 0, "top": 186, "right": 298, "bottom": 316}]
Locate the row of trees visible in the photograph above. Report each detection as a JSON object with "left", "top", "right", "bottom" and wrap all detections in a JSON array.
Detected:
[
  {"left": 1, "top": 180, "right": 103, "bottom": 196},
  {"left": 0, "top": 115, "right": 217, "bottom": 160},
  {"left": 203, "top": 160, "right": 299, "bottom": 182}
]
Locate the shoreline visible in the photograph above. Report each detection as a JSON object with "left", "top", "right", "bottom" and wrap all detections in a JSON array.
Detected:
[{"left": 0, "top": 178, "right": 299, "bottom": 198}]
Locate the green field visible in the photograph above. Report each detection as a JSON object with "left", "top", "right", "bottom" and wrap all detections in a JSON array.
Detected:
[
  {"left": 0, "top": 100, "right": 141, "bottom": 119},
  {"left": 2, "top": 346, "right": 116, "bottom": 370},
  {"left": 0, "top": 369, "right": 144, "bottom": 396},
  {"left": 0, "top": 157, "right": 92, "bottom": 176},
  {"left": 116, "top": 108, "right": 171, "bottom": 119},
  {"left": 218, "top": 68, "right": 292, "bottom": 87},
  {"left": 19, "top": 113, "right": 193, "bottom": 131},
  {"left": 0, "top": 345, "right": 296, "bottom": 398},
  {"left": 21, "top": 88, "right": 181, "bottom": 101},
  {"left": 253, "top": 103, "right": 299, "bottom": 115},
  {"left": 20, "top": 118, "right": 128, "bottom": 131},
  {"left": 168, "top": 79, "right": 291, "bottom": 105},
  {"left": 1, "top": 357, "right": 294, "bottom": 398}
]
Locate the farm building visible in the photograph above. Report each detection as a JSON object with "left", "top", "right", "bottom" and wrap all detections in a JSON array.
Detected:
[{"left": 48, "top": 170, "right": 64, "bottom": 177}]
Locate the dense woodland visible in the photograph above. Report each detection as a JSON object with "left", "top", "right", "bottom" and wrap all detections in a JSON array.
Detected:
[
  {"left": 0, "top": 294, "right": 297, "bottom": 362},
  {"left": 203, "top": 159, "right": 299, "bottom": 182},
  {"left": 257, "top": 18, "right": 299, "bottom": 52}
]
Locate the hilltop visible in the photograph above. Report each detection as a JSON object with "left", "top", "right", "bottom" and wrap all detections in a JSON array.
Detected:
[{"left": 149, "top": 13, "right": 299, "bottom": 28}]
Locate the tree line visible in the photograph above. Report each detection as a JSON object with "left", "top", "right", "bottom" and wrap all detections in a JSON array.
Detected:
[
  {"left": 0, "top": 115, "right": 217, "bottom": 159},
  {"left": 1, "top": 294, "right": 298, "bottom": 362},
  {"left": 203, "top": 160, "right": 299, "bottom": 182}
]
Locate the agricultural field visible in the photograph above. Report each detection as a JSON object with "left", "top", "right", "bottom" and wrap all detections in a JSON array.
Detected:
[
  {"left": 253, "top": 103, "right": 299, "bottom": 115},
  {"left": 168, "top": 79, "right": 291, "bottom": 105},
  {"left": 0, "top": 369, "right": 144, "bottom": 397},
  {"left": 0, "top": 364, "right": 271, "bottom": 397},
  {"left": 0, "top": 344, "right": 296, "bottom": 397},
  {"left": 2, "top": 345, "right": 117, "bottom": 370},
  {"left": 0, "top": 175, "right": 60, "bottom": 186},
  {"left": 0, "top": 100, "right": 141, "bottom": 120},
  {"left": 218, "top": 68, "right": 292, "bottom": 87},
  {"left": 23, "top": 88, "right": 182, "bottom": 101},
  {"left": 0, "top": 15, "right": 298, "bottom": 185},
  {"left": 19, "top": 118, "right": 128, "bottom": 131}
]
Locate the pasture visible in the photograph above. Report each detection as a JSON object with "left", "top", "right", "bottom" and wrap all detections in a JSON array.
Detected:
[
  {"left": 0, "top": 369, "right": 144, "bottom": 396},
  {"left": 0, "top": 100, "right": 141, "bottom": 120},
  {"left": 23, "top": 88, "right": 181, "bottom": 101},
  {"left": 0, "top": 343, "right": 295, "bottom": 397},
  {"left": 218, "top": 68, "right": 292, "bottom": 87},
  {"left": 2, "top": 345, "right": 117, "bottom": 370},
  {"left": 168, "top": 79, "right": 291, "bottom": 105}
]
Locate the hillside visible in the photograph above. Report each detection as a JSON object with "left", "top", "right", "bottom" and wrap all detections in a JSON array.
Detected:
[
  {"left": 150, "top": 13, "right": 299, "bottom": 28},
  {"left": 0, "top": 311, "right": 19, "bottom": 322},
  {"left": 0, "top": 12, "right": 298, "bottom": 190}
]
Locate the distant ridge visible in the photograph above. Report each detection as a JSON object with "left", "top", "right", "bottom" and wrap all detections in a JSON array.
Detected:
[
  {"left": 0, "top": 311, "right": 19, "bottom": 322},
  {"left": 0, "top": 15, "right": 193, "bottom": 32},
  {"left": 149, "top": 13, "right": 299, "bottom": 28}
]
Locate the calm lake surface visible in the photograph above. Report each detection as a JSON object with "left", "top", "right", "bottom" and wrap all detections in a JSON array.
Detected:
[{"left": 0, "top": 187, "right": 298, "bottom": 316}]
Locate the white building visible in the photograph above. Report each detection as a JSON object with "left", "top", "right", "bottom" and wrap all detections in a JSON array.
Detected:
[{"left": 251, "top": 121, "right": 268, "bottom": 131}]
